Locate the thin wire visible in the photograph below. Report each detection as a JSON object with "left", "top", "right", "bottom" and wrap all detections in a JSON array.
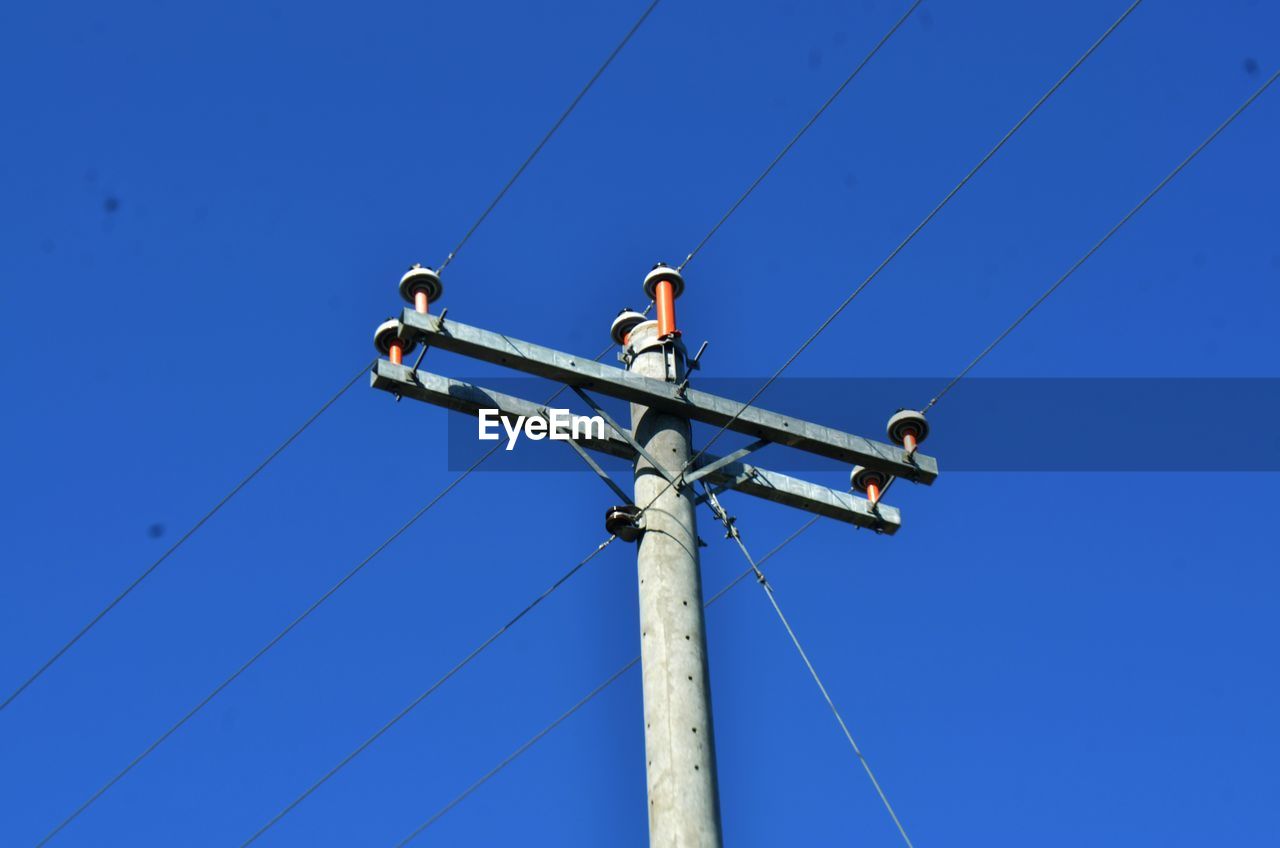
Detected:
[
  {"left": 678, "top": 0, "right": 924, "bottom": 271},
  {"left": 436, "top": 0, "right": 663, "bottom": 273},
  {"left": 703, "top": 490, "right": 913, "bottom": 848},
  {"left": 394, "top": 659, "right": 639, "bottom": 848},
  {"left": 649, "top": 0, "right": 1145, "bottom": 508},
  {"left": 239, "top": 303, "right": 646, "bottom": 844},
  {"left": 33, "top": 444, "right": 500, "bottom": 847},
  {"left": 0, "top": 360, "right": 372, "bottom": 716},
  {"left": 38, "top": 336, "right": 628, "bottom": 844},
  {"left": 240, "top": 536, "right": 617, "bottom": 846},
  {"left": 923, "top": 66, "right": 1280, "bottom": 413},
  {"left": 395, "top": 516, "right": 820, "bottom": 844}
]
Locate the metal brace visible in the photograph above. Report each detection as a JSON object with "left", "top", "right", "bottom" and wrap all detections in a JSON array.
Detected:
[
  {"left": 546, "top": 406, "right": 634, "bottom": 506},
  {"left": 408, "top": 307, "right": 447, "bottom": 382},
  {"left": 675, "top": 341, "right": 709, "bottom": 398},
  {"left": 570, "top": 386, "right": 684, "bottom": 492}
]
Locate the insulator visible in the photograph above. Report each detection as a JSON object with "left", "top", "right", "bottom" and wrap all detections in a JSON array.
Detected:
[
  {"left": 642, "top": 263, "right": 684, "bottom": 339},
  {"left": 886, "top": 409, "right": 929, "bottom": 454},
  {"left": 374, "top": 318, "right": 417, "bottom": 364},
  {"left": 610, "top": 308, "right": 647, "bottom": 346},
  {"left": 850, "top": 465, "right": 890, "bottom": 504},
  {"left": 605, "top": 504, "right": 643, "bottom": 542},
  {"left": 399, "top": 264, "right": 443, "bottom": 314}
]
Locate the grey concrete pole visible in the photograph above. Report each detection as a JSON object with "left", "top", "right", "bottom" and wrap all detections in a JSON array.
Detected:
[{"left": 626, "top": 320, "right": 723, "bottom": 848}]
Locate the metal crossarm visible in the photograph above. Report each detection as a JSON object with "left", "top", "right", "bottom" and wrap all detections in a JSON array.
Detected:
[
  {"left": 370, "top": 362, "right": 899, "bottom": 532},
  {"left": 397, "top": 310, "right": 938, "bottom": 483}
]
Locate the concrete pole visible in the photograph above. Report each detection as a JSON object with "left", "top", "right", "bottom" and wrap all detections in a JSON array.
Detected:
[{"left": 626, "top": 320, "right": 723, "bottom": 848}]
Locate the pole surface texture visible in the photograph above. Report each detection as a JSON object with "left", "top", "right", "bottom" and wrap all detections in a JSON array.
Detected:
[{"left": 627, "top": 321, "right": 724, "bottom": 847}]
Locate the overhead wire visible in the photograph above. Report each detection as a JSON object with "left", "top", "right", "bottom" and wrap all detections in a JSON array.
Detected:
[
  {"left": 393, "top": 12, "right": 1273, "bottom": 847},
  {"left": 239, "top": 536, "right": 618, "bottom": 846},
  {"left": 678, "top": 0, "right": 925, "bottom": 271},
  {"left": 922, "top": 67, "right": 1280, "bottom": 413},
  {"left": 644, "top": 0, "right": 1145, "bottom": 518},
  {"left": 0, "top": 360, "right": 372, "bottom": 715},
  {"left": 34, "top": 445, "right": 498, "bottom": 847},
  {"left": 6, "top": 0, "right": 661, "bottom": 719},
  {"left": 35, "top": 337, "right": 626, "bottom": 845},
  {"left": 384, "top": 3, "right": 1152, "bottom": 839},
  {"left": 31, "top": 0, "right": 666, "bottom": 817},
  {"left": 702, "top": 489, "right": 914, "bottom": 848},
  {"left": 437, "top": 0, "right": 664, "bottom": 273},
  {"left": 224, "top": 297, "right": 646, "bottom": 841},
  {"left": 394, "top": 516, "right": 820, "bottom": 844}
]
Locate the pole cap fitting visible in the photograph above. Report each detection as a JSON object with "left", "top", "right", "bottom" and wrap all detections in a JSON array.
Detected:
[
  {"left": 610, "top": 308, "right": 647, "bottom": 345},
  {"left": 374, "top": 318, "right": 418, "bottom": 356},
  {"left": 642, "top": 263, "right": 685, "bottom": 300},
  {"left": 850, "top": 466, "right": 890, "bottom": 495},
  {"left": 886, "top": 409, "right": 929, "bottom": 446},
  {"left": 398, "top": 264, "right": 443, "bottom": 306},
  {"left": 605, "top": 504, "right": 643, "bottom": 542}
]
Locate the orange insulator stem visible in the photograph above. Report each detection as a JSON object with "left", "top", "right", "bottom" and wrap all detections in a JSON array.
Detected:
[
  {"left": 866, "top": 481, "right": 880, "bottom": 504},
  {"left": 414, "top": 289, "right": 430, "bottom": 314},
  {"left": 390, "top": 342, "right": 403, "bottom": 365},
  {"left": 903, "top": 432, "right": 917, "bottom": 454},
  {"left": 655, "top": 279, "right": 680, "bottom": 338}
]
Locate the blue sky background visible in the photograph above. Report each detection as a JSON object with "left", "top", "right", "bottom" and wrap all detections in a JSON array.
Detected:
[{"left": 2, "top": 1, "right": 1278, "bottom": 845}]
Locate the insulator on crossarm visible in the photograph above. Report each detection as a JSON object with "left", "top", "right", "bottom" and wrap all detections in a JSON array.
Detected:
[
  {"left": 610, "top": 308, "right": 647, "bottom": 346},
  {"left": 642, "top": 263, "right": 684, "bottom": 340},
  {"left": 374, "top": 318, "right": 417, "bottom": 366},
  {"left": 850, "top": 466, "right": 890, "bottom": 506},
  {"left": 399, "top": 264, "right": 443, "bottom": 314},
  {"left": 886, "top": 409, "right": 929, "bottom": 458}
]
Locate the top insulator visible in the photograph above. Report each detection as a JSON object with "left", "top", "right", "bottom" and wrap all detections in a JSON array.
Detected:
[
  {"left": 398, "top": 264, "right": 443, "bottom": 306},
  {"left": 610, "top": 308, "right": 647, "bottom": 346},
  {"left": 373, "top": 317, "right": 418, "bottom": 357},
  {"left": 886, "top": 409, "right": 929, "bottom": 446},
  {"left": 642, "top": 263, "right": 685, "bottom": 300}
]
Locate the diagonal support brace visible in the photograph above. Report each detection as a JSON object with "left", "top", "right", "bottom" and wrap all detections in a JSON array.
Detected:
[{"left": 571, "top": 386, "right": 682, "bottom": 491}]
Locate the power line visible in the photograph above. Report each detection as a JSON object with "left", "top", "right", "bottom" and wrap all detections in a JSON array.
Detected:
[
  {"left": 394, "top": 658, "right": 639, "bottom": 848},
  {"left": 634, "top": 0, "right": 1143, "bottom": 525},
  {"left": 678, "top": 0, "right": 924, "bottom": 271},
  {"left": 0, "top": 360, "right": 371, "bottom": 716},
  {"left": 923, "top": 66, "right": 1280, "bottom": 413},
  {"left": 33, "top": 444, "right": 501, "bottom": 847},
  {"left": 6, "top": 0, "right": 664, "bottom": 715},
  {"left": 702, "top": 489, "right": 914, "bottom": 848},
  {"left": 437, "top": 0, "right": 664, "bottom": 273},
  {"left": 35, "top": 337, "right": 625, "bottom": 845},
  {"left": 394, "top": 516, "right": 820, "bottom": 844},
  {"left": 240, "top": 536, "right": 617, "bottom": 846}
]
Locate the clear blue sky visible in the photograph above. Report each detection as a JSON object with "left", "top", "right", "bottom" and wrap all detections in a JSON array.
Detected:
[{"left": 2, "top": 1, "right": 1278, "bottom": 845}]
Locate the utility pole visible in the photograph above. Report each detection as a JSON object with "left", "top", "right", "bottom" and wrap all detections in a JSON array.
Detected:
[
  {"left": 625, "top": 265, "right": 723, "bottom": 845},
  {"left": 369, "top": 261, "right": 938, "bottom": 847}
]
